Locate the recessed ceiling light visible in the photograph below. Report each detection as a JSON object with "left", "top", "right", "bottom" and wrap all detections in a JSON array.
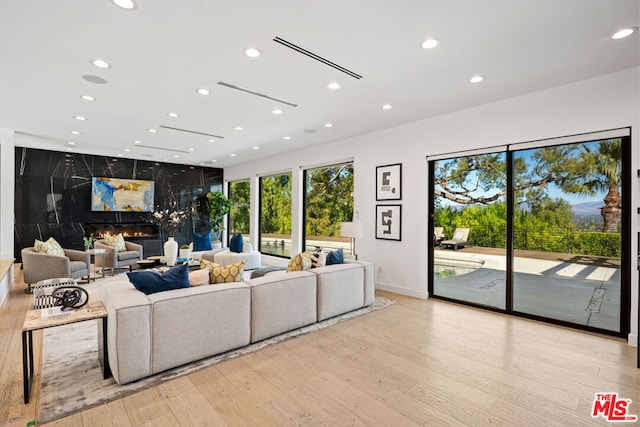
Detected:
[
  {"left": 167, "top": 112, "right": 179, "bottom": 118},
  {"left": 211, "top": 159, "right": 218, "bottom": 163},
  {"left": 272, "top": 109, "right": 283, "bottom": 115},
  {"left": 66, "top": 147, "right": 74, "bottom": 151},
  {"left": 283, "top": 136, "right": 291, "bottom": 140},
  {"left": 207, "top": 138, "right": 216, "bottom": 143},
  {"left": 173, "top": 154, "right": 179, "bottom": 158},
  {"left": 74, "top": 116, "right": 86, "bottom": 121},
  {"left": 124, "top": 148, "right": 131, "bottom": 152},
  {"left": 327, "top": 82, "right": 341, "bottom": 90},
  {"left": 199, "top": 162, "right": 205, "bottom": 166},
  {"left": 324, "top": 123, "right": 333, "bottom": 128},
  {"left": 70, "top": 130, "right": 81, "bottom": 135},
  {"left": 382, "top": 104, "right": 393, "bottom": 110},
  {"left": 188, "top": 148, "right": 194, "bottom": 152},
  {"left": 66, "top": 141, "right": 76, "bottom": 146},
  {"left": 80, "top": 95, "right": 96, "bottom": 101},
  {"left": 612, "top": 27, "right": 637, "bottom": 39},
  {"left": 91, "top": 59, "right": 110, "bottom": 69},
  {"left": 197, "top": 88, "right": 210, "bottom": 95},
  {"left": 470, "top": 75, "right": 485, "bottom": 83},
  {"left": 133, "top": 140, "right": 142, "bottom": 144},
  {"left": 117, "top": 153, "right": 123, "bottom": 157},
  {"left": 112, "top": 0, "right": 136, "bottom": 9},
  {"left": 245, "top": 47, "right": 261, "bottom": 58},
  {"left": 233, "top": 126, "right": 243, "bottom": 131},
  {"left": 421, "top": 38, "right": 440, "bottom": 49},
  {"left": 147, "top": 128, "right": 157, "bottom": 133},
  {"left": 230, "top": 153, "right": 237, "bottom": 157},
  {"left": 253, "top": 146, "right": 260, "bottom": 150}
]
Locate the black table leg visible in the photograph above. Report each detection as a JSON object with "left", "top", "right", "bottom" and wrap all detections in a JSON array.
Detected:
[{"left": 22, "top": 330, "right": 33, "bottom": 404}]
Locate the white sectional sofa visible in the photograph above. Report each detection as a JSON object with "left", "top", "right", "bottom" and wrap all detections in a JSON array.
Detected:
[{"left": 100, "top": 260, "right": 374, "bottom": 384}]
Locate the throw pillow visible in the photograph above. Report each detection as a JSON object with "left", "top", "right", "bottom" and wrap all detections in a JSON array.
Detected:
[
  {"left": 325, "top": 247, "right": 344, "bottom": 265},
  {"left": 208, "top": 260, "right": 246, "bottom": 284},
  {"left": 188, "top": 268, "right": 210, "bottom": 287},
  {"left": 103, "top": 233, "right": 126, "bottom": 252},
  {"left": 229, "top": 233, "right": 243, "bottom": 253},
  {"left": 199, "top": 258, "right": 218, "bottom": 271},
  {"left": 310, "top": 248, "right": 326, "bottom": 268},
  {"left": 127, "top": 264, "right": 190, "bottom": 295},
  {"left": 34, "top": 237, "right": 65, "bottom": 257},
  {"left": 287, "top": 252, "right": 312, "bottom": 272},
  {"left": 193, "top": 232, "right": 212, "bottom": 251}
]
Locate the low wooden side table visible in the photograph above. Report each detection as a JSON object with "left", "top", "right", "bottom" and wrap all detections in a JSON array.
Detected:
[{"left": 22, "top": 300, "right": 110, "bottom": 404}]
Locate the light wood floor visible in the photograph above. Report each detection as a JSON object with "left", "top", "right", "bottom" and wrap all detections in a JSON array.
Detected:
[{"left": 1, "top": 265, "right": 638, "bottom": 426}]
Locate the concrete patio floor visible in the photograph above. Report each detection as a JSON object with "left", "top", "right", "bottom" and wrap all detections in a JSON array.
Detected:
[{"left": 433, "top": 249, "right": 621, "bottom": 332}]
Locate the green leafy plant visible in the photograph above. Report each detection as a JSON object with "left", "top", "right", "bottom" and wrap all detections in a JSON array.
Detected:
[
  {"left": 180, "top": 244, "right": 190, "bottom": 249},
  {"left": 83, "top": 233, "right": 97, "bottom": 250},
  {"left": 206, "top": 191, "right": 232, "bottom": 239}
]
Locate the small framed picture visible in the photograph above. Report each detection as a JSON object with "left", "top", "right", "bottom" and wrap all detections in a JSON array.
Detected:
[
  {"left": 376, "top": 204, "right": 401, "bottom": 241},
  {"left": 376, "top": 163, "right": 402, "bottom": 201}
]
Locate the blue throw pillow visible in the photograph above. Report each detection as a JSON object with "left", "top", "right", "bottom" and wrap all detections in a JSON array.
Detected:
[
  {"left": 325, "top": 247, "right": 344, "bottom": 265},
  {"left": 193, "top": 232, "right": 212, "bottom": 251},
  {"left": 229, "top": 233, "right": 244, "bottom": 253},
  {"left": 127, "top": 264, "right": 190, "bottom": 295}
]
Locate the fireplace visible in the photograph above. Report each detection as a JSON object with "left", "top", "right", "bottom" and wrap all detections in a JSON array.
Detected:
[
  {"left": 87, "top": 223, "right": 159, "bottom": 240},
  {"left": 86, "top": 223, "right": 163, "bottom": 256}
]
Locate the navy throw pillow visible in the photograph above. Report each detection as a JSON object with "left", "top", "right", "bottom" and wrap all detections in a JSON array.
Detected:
[
  {"left": 193, "top": 232, "right": 212, "bottom": 251},
  {"left": 229, "top": 233, "right": 244, "bottom": 253},
  {"left": 127, "top": 264, "right": 190, "bottom": 295},
  {"left": 325, "top": 247, "right": 344, "bottom": 265}
]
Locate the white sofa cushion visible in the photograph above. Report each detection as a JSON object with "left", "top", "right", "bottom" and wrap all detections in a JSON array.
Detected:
[{"left": 312, "top": 263, "right": 364, "bottom": 321}]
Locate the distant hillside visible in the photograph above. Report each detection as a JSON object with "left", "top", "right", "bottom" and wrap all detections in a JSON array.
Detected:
[{"left": 572, "top": 201, "right": 603, "bottom": 216}]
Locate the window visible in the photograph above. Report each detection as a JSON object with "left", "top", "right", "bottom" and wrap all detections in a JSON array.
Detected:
[
  {"left": 259, "top": 172, "right": 292, "bottom": 257},
  {"left": 303, "top": 162, "right": 354, "bottom": 253},
  {"left": 228, "top": 180, "right": 250, "bottom": 240}
]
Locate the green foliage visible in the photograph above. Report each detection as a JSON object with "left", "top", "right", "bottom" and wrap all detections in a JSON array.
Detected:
[
  {"left": 305, "top": 163, "right": 354, "bottom": 237},
  {"left": 229, "top": 180, "right": 250, "bottom": 233},
  {"left": 206, "top": 191, "right": 232, "bottom": 234},
  {"left": 260, "top": 173, "right": 292, "bottom": 234}
]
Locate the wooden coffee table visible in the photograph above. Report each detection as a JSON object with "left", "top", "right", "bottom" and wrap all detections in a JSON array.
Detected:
[{"left": 22, "top": 299, "right": 110, "bottom": 404}]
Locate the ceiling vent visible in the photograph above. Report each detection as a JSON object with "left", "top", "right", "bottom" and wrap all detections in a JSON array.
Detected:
[
  {"left": 273, "top": 36, "right": 363, "bottom": 80},
  {"left": 217, "top": 82, "right": 298, "bottom": 107},
  {"left": 159, "top": 125, "right": 225, "bottom": 139}
]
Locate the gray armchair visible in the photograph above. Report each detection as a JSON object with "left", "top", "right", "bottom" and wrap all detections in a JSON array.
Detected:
[
  {"left": 21, "top": 247, "right": 90, "bottom": 293},
  {"left": 94, "top": 239, "right": 143, "bottom": 275}
]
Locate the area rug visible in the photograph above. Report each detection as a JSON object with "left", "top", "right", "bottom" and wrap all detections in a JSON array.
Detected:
[{"left": 37, "top": 296, "right": 394, "bottom": 424}]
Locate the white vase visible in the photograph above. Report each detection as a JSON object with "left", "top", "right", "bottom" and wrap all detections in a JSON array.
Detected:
[{"left": 164, "top": 237, "right": 178, "bottom": 266}]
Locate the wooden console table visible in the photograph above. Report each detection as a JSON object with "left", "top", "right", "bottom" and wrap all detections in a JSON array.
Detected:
[{"left": 22, "top": 299, "right": 110, "bottom": 404}]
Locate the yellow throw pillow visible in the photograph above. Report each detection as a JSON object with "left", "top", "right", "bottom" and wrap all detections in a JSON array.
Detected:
[
  {"left": 103, "top": 233, "right": 126, "bottom": 252},
  {"left": 287, "top": 252, "right": 312, "bottom": 272},
  {"left": 188, "top": 268, "right": 210, "bottom": 287},
  {"left": 208, "top": 261, "right": 246, "bottom": 284},
  {"left": 34, "top": 237, "right": 65, "bottom": 257}
]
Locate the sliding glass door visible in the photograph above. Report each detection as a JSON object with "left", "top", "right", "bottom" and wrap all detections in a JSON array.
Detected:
[{"left": 429, "top": 132, "right": 630, "bottom": 336}]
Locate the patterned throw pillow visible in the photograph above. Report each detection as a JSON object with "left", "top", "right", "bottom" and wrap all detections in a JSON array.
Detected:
[
  {"left": 207, "top": 261, "right": 246, "bottom": 284},
  {"left": 287, "top": 252, "right": 312, "bottom": 272},
  {"left": 103, "top": 233, "right": 126, "bottom": 252},
  {"left": 310, "top": 248, "right": 326, "bottom": 268},
  {"left": 34, "top": 237, "right": 65, "bottom": 257}
]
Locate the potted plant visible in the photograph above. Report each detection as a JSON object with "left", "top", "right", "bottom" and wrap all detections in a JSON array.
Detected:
[
  {"left": 206, "top": 191, "right": 232, "bottom": 248},
  {"left": 83, "top": 233, "right": 97, "bottom": 251},
  {"left": 179, "top": 244, "right": 192, "bottom": 259}
]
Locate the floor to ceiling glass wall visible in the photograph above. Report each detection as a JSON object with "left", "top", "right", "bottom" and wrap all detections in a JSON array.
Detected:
[
  {"left": 259, "top": 172, "right": 292, "bottom": 258},
  {"left": 429, "top": 131, "right": 630, "bottom": 336}
]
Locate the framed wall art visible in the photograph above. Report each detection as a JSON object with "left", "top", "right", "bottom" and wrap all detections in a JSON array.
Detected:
[
  {"left": 375, "top": 204, "right": 401, "bottom": 241},
  {"left": 376, "top": 163, "right": 402, "bottom": 200}
]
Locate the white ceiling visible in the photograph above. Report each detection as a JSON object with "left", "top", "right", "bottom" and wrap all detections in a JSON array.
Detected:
[{"left": 0, "top": 0, "right": 638, "bottom": 168}]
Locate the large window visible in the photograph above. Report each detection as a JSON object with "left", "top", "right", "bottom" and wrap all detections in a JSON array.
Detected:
[
  {"left": 429, "top": 131, "right": 630, "bottom": 337},
  {"left": 303, "top": 162, "right": 354, "bottom": 253},
  {"left": 259, "top": 172, "right": 292, "bottom": 257},
  {"left": 228, "top": 179, "right": 250, "bottom": 240}
]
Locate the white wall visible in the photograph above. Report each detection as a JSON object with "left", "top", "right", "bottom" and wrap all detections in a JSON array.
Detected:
[
  {"left": 225, "top": 67, "right": 640, "bottom": 345},
  {"left": 0, "top": 129, "right": 16, "bottom": 306}
]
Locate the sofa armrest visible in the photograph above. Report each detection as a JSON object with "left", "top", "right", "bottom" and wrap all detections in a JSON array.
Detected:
[
  {"left": 21, "top": 247, "right": 71, "bottom": 283},
  {"left": 64, "top": 248, "right": 90, "bottom": 265},
  {"left": 124, "top": 241, "right": 143, "bottom": 258},
  {"left": 94, "top": 240, "right": 117, "bottom": 268}
]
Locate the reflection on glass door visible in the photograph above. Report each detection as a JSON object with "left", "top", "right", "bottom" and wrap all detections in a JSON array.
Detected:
[
  {"left": 432, "top": 152, "right": 507, "bottom": 309},
  {"left": 512, "top": 139, "right": 622, "bottom": 332}
]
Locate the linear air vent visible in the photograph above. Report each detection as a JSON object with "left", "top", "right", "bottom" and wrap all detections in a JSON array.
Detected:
[
  {"left": 137, "top": 145, "right": 192, "bottom": 154},
  {"left": 273, "top": 36, "right": 363, "bottom": 80},
  {"left": 159, "top": 126, "right": 225, "bottom": 139},
  {"left": 217, "top": 82, "right": 299, "bottom": 107}
]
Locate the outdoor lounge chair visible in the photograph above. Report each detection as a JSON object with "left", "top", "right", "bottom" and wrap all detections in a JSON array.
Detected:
[
  {"left": 433, "top": 227, "right": 445, "bottom": 246},
  {"left": 440, "top": 227, "right": 470, "bottom": 250}
]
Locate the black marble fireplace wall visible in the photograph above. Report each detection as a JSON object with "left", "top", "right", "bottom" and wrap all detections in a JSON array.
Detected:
[{"left": 14, "top": 147, "right": 223, "bottom": 261}]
